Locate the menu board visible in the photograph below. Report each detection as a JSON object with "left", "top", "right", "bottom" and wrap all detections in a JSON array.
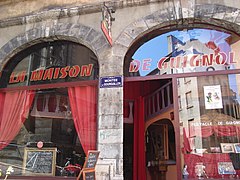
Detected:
[
  {"left": 83, "top": 151, "right": 100, "bottom": 169},
  {"left": 22, "top": 148, "right": 56, "bottom": 176},
  {"left": 83, "top": 170, "right": 95, "bottom": 180},
  {"left": 77, "top": 150, "right": 100, "bottom": 180}
]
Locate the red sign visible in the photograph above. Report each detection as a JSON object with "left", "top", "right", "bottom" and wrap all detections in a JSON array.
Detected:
[
  {"left": 9, "top": 64, "right": 93, "bottom": 84},
  {"left": 37, "top": 141, "right": 43, "bottom": 149},
  {"left": 101, "top": 4, "right": 113, "bottom": 46},
  {"left": 129, "top": 52, "right": 236, "bottom": 73},
  {"left": 101, "top": 21, "right": 112, "bottom": 46}
]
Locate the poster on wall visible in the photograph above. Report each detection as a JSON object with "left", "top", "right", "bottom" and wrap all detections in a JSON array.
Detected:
[{"left": 204, "top": 85, "right": 223, "bottom": 109}]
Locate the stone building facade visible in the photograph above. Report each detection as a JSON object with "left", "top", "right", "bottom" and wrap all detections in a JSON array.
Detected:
[{"left": 1, "top": 0, "right": 240, "bottom": 180}]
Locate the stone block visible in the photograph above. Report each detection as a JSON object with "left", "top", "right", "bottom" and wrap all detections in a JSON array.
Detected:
[
  {"left": 78, "top": 25, "right": 91, "bottom": 39},
  {"left": 144, "top": 14, "right": 161, "bottom": 29},
  {"left": 2, "top": 42, "right": 13, "bottom": 55},
  {"left": 223, "top": 11, "right": 240, "bottom": 22},
  {"left": 86, "top": 29, "right": 102, "bottom": 44},
  {"left": 98, "top": 129, "right": 123, "bottom": 144},
  {"left": 93, "top": 34, "right": 109, "bottom": 49},
  {"left": 9, "top": 37, "right": 21, "bottom": 50},
  {"left": 115, "top": 33, "right": 133, "bottom": 48},
  {"left": 0, "top": 49, "right": 7, "bottom": 64},
  {"left": 112, "top": 43, "right": 128, "bottom": 57},
  {"left": 16, "top": 34, "right": 29, "bottom": 46},
  {"left": 98, "top": 114, "right": 123, "bottom": 129},
  {"left": 26, "top": 28, "right": 42, "bottom": 41},
  {"left": 98, "top": 143, "right": 123, "bottom": 159},
  {"left": 65, "top": 26, "right": 79, "bottom": 37},
  {"left": 99, "top": 56, "right": 124, "bottom": 76},
  {"left": 98, "top": 88, "right": 123, "bottom": 115},
  {"left": 123, "top": 18, "right": 148, "bottom": 39}
]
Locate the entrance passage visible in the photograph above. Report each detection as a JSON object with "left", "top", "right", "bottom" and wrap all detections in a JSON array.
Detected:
[
  {"left": 123, "top": 79, "right": 176, "bottom": 180},
  {"left": 146, "top": 119, "right": 176, "bottom": 180}
]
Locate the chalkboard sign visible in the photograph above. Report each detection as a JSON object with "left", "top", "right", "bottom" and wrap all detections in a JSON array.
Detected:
[
  {"left": 22, "top": 147, "right": 56, "bottom": 176},
  {"left": 77, "top": 151, "right": 100, "bottom": 180},
  {"left": 83, "top": 151, "right": 100, "bottom": 169},
  {"left": 83, "top": 170, "right": 95, "bottom": 180}
]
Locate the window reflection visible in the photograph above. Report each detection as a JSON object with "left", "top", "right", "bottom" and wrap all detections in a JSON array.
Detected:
[
  {"left": 179, "top": 74, "right": 240, "bottom": 178},
  {"left": 125, "top": 28, "right": 240, "bottom": 77}
]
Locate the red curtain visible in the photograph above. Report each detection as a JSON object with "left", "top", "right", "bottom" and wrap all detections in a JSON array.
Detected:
[
  {"left": 0, "top": 90, "right": 35, "bottom": 150},
  {"left": 68, "top": 86, "right": 97, "bottom": 154},
  {"left": 133, "top": 96, "right": 146, "bottom": 180},
  {"left": 190, "top": 125, "right": 240, "bottom": 137},
  {"left": 183, "top": 128, "right": 192, "bottom": 153},
  {"left": 214, "top": 125, "right": 240, "bottom": 136}
]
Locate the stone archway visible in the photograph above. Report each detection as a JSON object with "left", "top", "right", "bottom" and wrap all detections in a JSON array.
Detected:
[
  {"left": 113, "top": 4, "right": 240, "bottom": 71},
  {"left": 118, "top": 3, "right": 240, "bottom": 180},
  {"left": 0, "top": 22, "right": 109, "bottom": 71}
]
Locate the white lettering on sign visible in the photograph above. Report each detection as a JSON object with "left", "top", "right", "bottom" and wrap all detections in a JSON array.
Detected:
[
  {"left": 192, "top": 121, "right": 240, "bottom": 126},
  {"left": 100, "top": 76, "right": 123, "bottom": 88}
]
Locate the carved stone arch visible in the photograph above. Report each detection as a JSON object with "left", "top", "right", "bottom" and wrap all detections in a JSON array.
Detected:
[
  {"left": 0, "top": 22, "right": 109, "bottom": 71},
  {"left": 114, "top": 3, "right": 240, "bottom": 70}
]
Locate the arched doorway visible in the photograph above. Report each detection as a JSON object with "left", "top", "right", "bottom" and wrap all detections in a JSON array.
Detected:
[{"left": 145, "top": 119, "right": 176, "bottom": 180}]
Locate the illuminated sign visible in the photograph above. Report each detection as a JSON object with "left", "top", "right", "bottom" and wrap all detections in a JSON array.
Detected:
[{"left": 9, "top": 64, "right": 93, "bottom": 84}]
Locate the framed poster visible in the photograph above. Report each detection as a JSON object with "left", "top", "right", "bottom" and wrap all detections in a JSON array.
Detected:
[
  {"left": 22, "top": 147, "right": 57, "bottom": 176},
  {"left": 220, "top": 143, "right": 235, "bottom": 153},
  {"left": 234, "top": 143, "right": 240, "bottom": 153},
  {"left": 210, "top": 147, "right": 221, "bottom": 153},
  {"left": 204, "top": 85, "right": 223, "bottom": 109},
  {"left": 218, "top": 162, "right": 236, "bottom": 175}
]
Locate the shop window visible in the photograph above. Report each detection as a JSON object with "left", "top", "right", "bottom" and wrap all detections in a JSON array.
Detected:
[
  {"left": 0, "top": 41, "right": 98, "bottom": 178},
  {"left": 179, "top": 74, "right": 240, "bottom": 179},
  {"left": 0, "top": 85, "right": 97, "bottom": 178}
]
